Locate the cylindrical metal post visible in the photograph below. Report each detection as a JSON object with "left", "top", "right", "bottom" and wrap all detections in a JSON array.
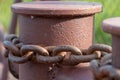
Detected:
[
  {"left": 102, "top": 17, "right": 120, "bottom": 68},
  {"left": 9, "top": 0, "right": 60, "bottom": 34},
  {"left": 0, "top": 24, "right": 7, "bottom": 80},
  {"left": 12, "top": 1, "right": 102, "bottom": 80},
  {"left": 9, "top": 0, "right": 22, "bottom": 34},
  {"left": 9, "top": 0, "right": 60, "bottom": 79}
]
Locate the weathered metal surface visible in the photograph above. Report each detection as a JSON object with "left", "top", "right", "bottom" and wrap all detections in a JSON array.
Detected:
[
  {"left": 12, "top": 1, "right": 102, "bottom": 16},
  {"left": 9, "top": 0, "right": 61, "bottom": 34},
  {"left": 4, "top": 35, "right": 113, "bottom": 80},
  {"left": 90, "top": 55, "right": 120, "bottom": 80},
  {"left": 100, "top": 17, "right": 120, "bottom": 80},
  {"left": 11, "top": 1, "right": 102, "bottom": 80},
  {"left": 4, "top": 35, "right": 112, "bottom": 65},
  {"left": 9, "top": 0, "right": 61, "bottom": 79},
  {"left": 102, "top": 17, "right": 120, "bottom": 68}
]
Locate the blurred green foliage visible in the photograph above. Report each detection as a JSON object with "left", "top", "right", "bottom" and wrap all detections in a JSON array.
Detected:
[{"left": 0, "top": 0, "right": 120, "bottom": 45}]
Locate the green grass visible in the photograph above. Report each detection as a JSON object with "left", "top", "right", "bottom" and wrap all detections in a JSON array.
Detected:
[
  {"left": 0, "top": 0, "right": 120, "bottom": 45},
  {"left": 0, "top": 0, "right": 13, "bottom": 31}
]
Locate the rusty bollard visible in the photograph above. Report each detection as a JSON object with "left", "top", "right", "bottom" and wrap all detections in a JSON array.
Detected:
[
  {"left": 9, "top": 0, "right": 60, "bottom": 34},
  {"left": 11, "top": 1, "right": 102, "bottom": 80},
  {"left": 9, "top": 0, "right": 61, "bottom": 79},
  {"left": 0, "top": 24, "right": 8, "bottom": 80},
  {"left": 102, "top": 17, "right": 120, "bottom": 69}
]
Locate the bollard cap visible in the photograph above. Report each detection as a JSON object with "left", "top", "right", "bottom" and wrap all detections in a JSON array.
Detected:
[
  {"left": 102, "top": 17, "right": 120, "bottom": 36},
  {"left": 12, "top": 1, "right": 102, "bottom": 17}
]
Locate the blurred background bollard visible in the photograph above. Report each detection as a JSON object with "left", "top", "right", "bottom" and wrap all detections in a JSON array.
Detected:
[
  {"left": 0, "top": 23, "right": 7, "bottom": 80},
  {"left": 11, "top": 1, "right": 102, "bottom": 80},
  {"left": 102, "top": 17, "right": 120, "bottom": 69},
  {"left": 9, "top": 0, "right": 22, "bottom": 34}
]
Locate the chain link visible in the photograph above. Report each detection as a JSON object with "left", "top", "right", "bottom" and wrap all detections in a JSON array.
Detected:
[
  {"left": 4, "top": 34, "right": 118, "bottom": 80},
  {"left": 90, "top": 54, "right": 120, "bottom": 80},
  {"left": 4, "top": 34, "right": 111, "bottom": 65}
]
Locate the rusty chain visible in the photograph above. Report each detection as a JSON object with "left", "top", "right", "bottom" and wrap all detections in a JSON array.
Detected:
[
  {"left": 4, "top": 34, "right": 110, "bottom": 65},
  {"left": 3, "top": 34, "right": 120, "bottom": 80},
  {"left": 90, "top": 54, "right": 120, "bottom": 80}
]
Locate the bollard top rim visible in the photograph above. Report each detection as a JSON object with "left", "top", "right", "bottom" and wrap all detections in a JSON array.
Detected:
[
  {"left": 102, "top": 17, "right": 120, "bottom": 36},
  {"left": 12, "top": 1, "right": 102, "bottom": 17}
]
